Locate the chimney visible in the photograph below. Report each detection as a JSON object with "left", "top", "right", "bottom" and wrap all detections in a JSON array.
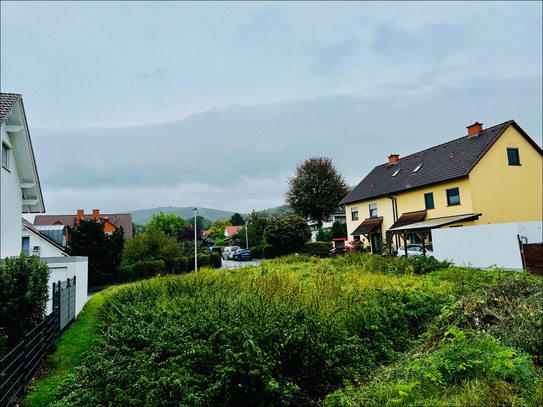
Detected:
[
  {"left": 77, "top": 209, "right": 84, "bottom": 222},
  {"left": 467, "top": 122, "right": 483, "bottom": 136},
  {"left": 92, "top": 209, "right": 100, "bottom": 221},
  {"left": 388, "top": 154, "right": 400, "bottom": 164}
]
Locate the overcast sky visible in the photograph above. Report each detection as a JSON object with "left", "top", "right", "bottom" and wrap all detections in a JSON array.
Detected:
[{"left": 2, "top": 1, "right": 541, "bottom": 217}]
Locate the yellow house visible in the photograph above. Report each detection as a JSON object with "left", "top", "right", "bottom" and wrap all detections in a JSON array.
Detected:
[{"left": 340, "top": 120, "right": 543, "bottom": 255}]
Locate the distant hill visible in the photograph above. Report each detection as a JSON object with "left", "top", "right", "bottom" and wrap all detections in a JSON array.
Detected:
[
  {"left": 128, "top": 205, "right": 294, "bottom": 225},
  {"left": 129, "top": 207, "right": 237, "bottom": 225}
]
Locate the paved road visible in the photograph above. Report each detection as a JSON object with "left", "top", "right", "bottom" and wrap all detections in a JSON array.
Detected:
[{"left": 219, "top": 259, "right": 264, "bottom": 270}]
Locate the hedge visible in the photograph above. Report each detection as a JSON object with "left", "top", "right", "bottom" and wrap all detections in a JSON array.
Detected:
[
  {"left": 264, "top": 245, "right": 289, "bottom": 259},
  {"left": 208, "top": 252, "right": 222, "bottom": 268},
  {"left": 302, "top": 241, "right": 333, "bottom": 256}
]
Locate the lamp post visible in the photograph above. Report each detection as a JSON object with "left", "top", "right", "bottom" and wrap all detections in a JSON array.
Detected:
[
  {"left": 245, "top": 220, "right": 249, "bottom": 249},
  {"left": 194, "top": 208, "right": 197, "bottom": 271}
]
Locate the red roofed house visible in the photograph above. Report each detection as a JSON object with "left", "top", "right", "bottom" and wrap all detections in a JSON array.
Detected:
[
  {"left": 34, "top": 209, "right": 133, "bottom": 242},
  {"left": 224, "top": 226, "right": 243, "bottom": 238}
]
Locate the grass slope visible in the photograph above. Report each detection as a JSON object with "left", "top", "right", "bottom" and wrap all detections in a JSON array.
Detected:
[{"left": 22, "top": 292, "right": 106, "bottom": 407}]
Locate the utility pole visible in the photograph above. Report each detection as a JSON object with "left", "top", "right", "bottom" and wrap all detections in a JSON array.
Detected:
[
  {"left": 245, "top": 220, "right": 249, "bottom": 249},
  {"left": 194, "top": 208, "right": 197, "bottom": 271}
]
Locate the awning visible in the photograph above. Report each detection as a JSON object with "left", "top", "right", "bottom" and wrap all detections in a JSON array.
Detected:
[
  {"left": 388, "top": 210, "right": 427, "bottom": 230},
  {"left": 351, "top": 217, "right": 383, "bottom": 236},
  {"left": 388, "top": 213, "right": 482, "bottom": 234}
]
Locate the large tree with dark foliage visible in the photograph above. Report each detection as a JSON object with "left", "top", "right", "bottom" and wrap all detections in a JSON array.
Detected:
[
  {"left": 232, "top": 211, "right": 267, "bottom": 248},
  {"left": 229, "top": 213, "right": 246, "bottom": 226},
  {"left": 285, "top": 156, "right": 350, "bottom": 229},
  {"left": 67, "top": 220, "right": 124, "bottom": 284}
]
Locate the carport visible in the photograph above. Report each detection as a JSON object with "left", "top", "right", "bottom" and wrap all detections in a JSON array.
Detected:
[{"left": 387, "top": 213, "right": 482, "bottom": 257}]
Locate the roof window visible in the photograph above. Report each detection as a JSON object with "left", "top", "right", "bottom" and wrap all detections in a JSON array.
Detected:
[
  {"left": 413, "top": 164, "right": 423, "bottom": 173},
  {"left": 392, "top": 169, "right": 401, "bottom": 177}
]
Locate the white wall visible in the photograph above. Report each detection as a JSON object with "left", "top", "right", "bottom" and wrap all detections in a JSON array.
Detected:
[
  {"left": 432, "top": 222, "right": 542, "bottom": 270},
  {"left": 517, "top": 222, "right": 543, "bottom": 244},
  {"left": 1, "top": 125, "right": 23, "bottom": 258},
  {"left": 42, "top": 256, "right": 88, "bottom": 317},
  {"left": 21, "top": 227, "right": 68, "bottom": 258}
]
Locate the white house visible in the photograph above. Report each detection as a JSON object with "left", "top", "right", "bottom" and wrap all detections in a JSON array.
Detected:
[
  {"left": 1, "top": 93, "right": 45, "bottom": 258},
  {"left": 1, "top": 93, "right": 88, "bottom": 316}
]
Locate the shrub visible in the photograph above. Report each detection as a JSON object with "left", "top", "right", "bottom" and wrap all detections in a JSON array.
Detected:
[
  {"left": 408, "top": 255, "right": 450, "bottom": 274},
  {"left": 178, "top": 257, "right": 188, "bottom": 273},
  {"left": 302, "top": 241, "right": 332, "bottom": 256},
  {"left": 188, "top": 255, "right": 195, "bottom": 272},
  {"left": 115, "top": 265, "right": 137, "bottom": 283},
  {"left": 208, "top": 252, "right": 221, "bottom": 268},
  {"left": 0, "top": 254, "right": 50, "bottom": 358},
  {"left": 250, "top": 245, "right": 269, "bottom": 259},
  {"left": 264, "top": 245, "right": 288, "bottom": 259},
  {"left": 132, "top": 262, "right": 149, "bottom": 279},
  {"left": 197, "top": 254, "right": 210, "bottom": 269},
  {"left": 88, "top": 273, "right": 114, "bottom": 289}
]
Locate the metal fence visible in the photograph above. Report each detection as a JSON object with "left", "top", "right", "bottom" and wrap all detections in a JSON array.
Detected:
[{"left": 0, "top": 277, "right": 76, "bottom": 407}]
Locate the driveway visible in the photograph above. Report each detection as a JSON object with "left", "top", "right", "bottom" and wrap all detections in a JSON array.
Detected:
[{"left": 219, "top": 259, "right": 264, "bottom": 270}]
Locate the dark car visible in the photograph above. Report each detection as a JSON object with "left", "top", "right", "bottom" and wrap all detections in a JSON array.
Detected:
[
  {"left": 233, "top": 248, "right": 252, "bottom": 261},
  {"left": 329, "top": 247, "right": 348, "bottom": 257},
  {"left": 207, "top": 247, "right": 222, "bottom": 256}
]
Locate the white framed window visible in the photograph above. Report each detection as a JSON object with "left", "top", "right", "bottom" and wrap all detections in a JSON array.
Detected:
[
  {"left": 351, "top": 207, "right": 359, "bottom": 221},
  {"left": 369, "top": 203, "right": 377, "bottom": 218}
]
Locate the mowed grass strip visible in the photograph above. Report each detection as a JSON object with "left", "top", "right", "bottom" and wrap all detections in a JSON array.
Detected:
[{"left": 23, "top": 291, "right": 107, "bottom": 407}]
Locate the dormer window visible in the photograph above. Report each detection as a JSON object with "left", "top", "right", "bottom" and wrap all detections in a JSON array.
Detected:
[
  {"left": 413, "top": 164, "right": 423, "bottom": 173},
  {"left": 392, "top": 169, "right": 401, "bottom": 177}
]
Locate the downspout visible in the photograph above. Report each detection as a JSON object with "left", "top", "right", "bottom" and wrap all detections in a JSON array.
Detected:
[{"left": 386, "top": 194, "right": 399, "bottom": 250}]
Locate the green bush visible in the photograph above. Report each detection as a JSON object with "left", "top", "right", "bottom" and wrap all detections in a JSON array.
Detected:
[
  {"left": 302, "top": 241, "right": 332, "bottom": 256},
  {"left": 408, "top": 255, "right": 451, "bottom": 274},
  {"left": 197, "top": 254, "right": 210, "bottom": 268},
  {"left": 88, "top": 273, "right": 114, "bottom": 288},
  {"left": 0, "top": 254, "right": 50, "bottom": 359},
  {"left": 250, "top": 245, "right": 269, "bottom": 259},
  {"left": 115, "top": 265, "right": 137, "bottom": 283},
  {"left": 178, "top": 257, "right": 188, "bottom": 273},
  {"left": 188, "top": 255, "right": 195, "bottom": 272},
  {"left": 264, "top": 245, "right": 288, "bottom": 259},
  {"left": 132, "top": 262, "right": 149, "bottom": 279},
  {"left": 208, "top": 252, "right": 221, "bottom": 268}
]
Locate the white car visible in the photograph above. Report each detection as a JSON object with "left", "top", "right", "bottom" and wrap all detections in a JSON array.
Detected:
[
  {"left": 397, "top": 244, "right": 433, "bottom": 257},
  {"left": 222, "top": 246, "right": 240, "bottom": 260}
]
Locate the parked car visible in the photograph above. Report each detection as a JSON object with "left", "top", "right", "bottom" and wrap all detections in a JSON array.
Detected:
[
  {"left": 396, "top": 244, "right": 433, "bottom": 257},
  {"left": 329, "top": 247, "right": 348, "bottom": 257},
  {"left": 222, "top": 246, "right": 240, "bottom": 260},
  {"left": 207, "top": 247, "right": 222, "bottom": 256},
  {"left": 233, "top": 248, "right": 252, "bottom": 261}
]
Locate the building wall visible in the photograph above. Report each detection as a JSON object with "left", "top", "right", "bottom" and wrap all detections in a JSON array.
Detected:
[
  {"left": 345, "top": 177, "right": 476, "bottom": 246},
  {"left": 1, "top": 125, "right": 23, "bottom": 258},
  {"left": 431, "top": 222, "right": 542, "bottom": 270},
  {"left": 469, "top": 126, "right": 543, "bottom": 225},
  {"left": 43, "top": 256, "right": 88, "bottom": 316}
]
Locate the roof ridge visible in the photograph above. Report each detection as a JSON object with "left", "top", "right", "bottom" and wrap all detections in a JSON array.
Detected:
[{"left": 376, "top": 120, "right": 514, "bottom": 167}]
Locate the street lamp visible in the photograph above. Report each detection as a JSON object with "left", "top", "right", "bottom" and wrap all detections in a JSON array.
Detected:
[
  {"left": 245, "top": 220, "right": 249, "bottom": 249},
  {"left": 194, "top": 208, "right": 197, "bottom": 271}
]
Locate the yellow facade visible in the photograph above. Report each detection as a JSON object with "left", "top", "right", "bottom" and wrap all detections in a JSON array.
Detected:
[
  {"left": 344, "top": 123, "right": 542, "bottom": 251},
  {"left": 469, "top": 126, "right": 543, "bottom": 224}
]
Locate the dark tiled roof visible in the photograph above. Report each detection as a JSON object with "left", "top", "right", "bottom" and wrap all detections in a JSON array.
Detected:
[
  {"left": 389, "top": 210, "right": 427, "bottom": 230},
  {"left": 351, "top": 217, "right": 383, "bottom": 236},
  {"left": 341, "top": 120, "right": 542, "bottom": 205},
  {"left": 34, "top": 213, "right": 133, "bottom": 239},
  {"left": 0, "top": 93, "right": 22, "bottom": 125}
]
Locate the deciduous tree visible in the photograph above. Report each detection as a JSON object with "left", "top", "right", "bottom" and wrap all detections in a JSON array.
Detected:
[
  {"left": 285, "top": 156, "right": 350, "bottom": 229},
  {"left": 147, "top": 211, "right": 185, "bottom": 237}
]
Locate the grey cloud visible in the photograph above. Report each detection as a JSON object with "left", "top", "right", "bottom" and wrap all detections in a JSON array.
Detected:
[
  {"left": 308, "top": 38, "right": 360, "bottom": 76},
  {"left": 370, "top": 21, "right": 467, "bottom": 62}
]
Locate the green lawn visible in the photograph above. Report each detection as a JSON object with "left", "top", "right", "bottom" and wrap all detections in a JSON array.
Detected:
[{"left": 22, "top": 291, "right": 106, "bottom": 407}]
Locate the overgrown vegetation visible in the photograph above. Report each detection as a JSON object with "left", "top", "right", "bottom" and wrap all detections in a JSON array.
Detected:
[{"left": 30, "top": 253, "right": 542, "bottom": 407}]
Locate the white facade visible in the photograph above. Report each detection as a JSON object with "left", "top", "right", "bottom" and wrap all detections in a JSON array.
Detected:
[
  {"left": 1, "top": 94, "right": 45, "bottom": 259},
  {"left": 21, "top": 222, "right": 68, "bottom": 258},
  {"left": 432, "top": 221, "right": 543, "bottom": 270}
]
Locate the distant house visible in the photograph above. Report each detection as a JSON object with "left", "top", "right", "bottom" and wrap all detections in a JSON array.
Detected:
[
  {"left": 1, "top": 93, "right": 45, "bottom": 258},
  {"left": 34, "top": 209, "right": 133, "bottom": 241},
  {"left": 340, "top": 120, "right": 543, "bottom": 255},
  {"left": 21, "top": 218, "right": 68, "bottom": 258},
  {"left": 308, "top": 206, "right": 347, "bottom": 242},
  {"left": 224, "top": 226, "right": 243, "bottom": 238}
]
